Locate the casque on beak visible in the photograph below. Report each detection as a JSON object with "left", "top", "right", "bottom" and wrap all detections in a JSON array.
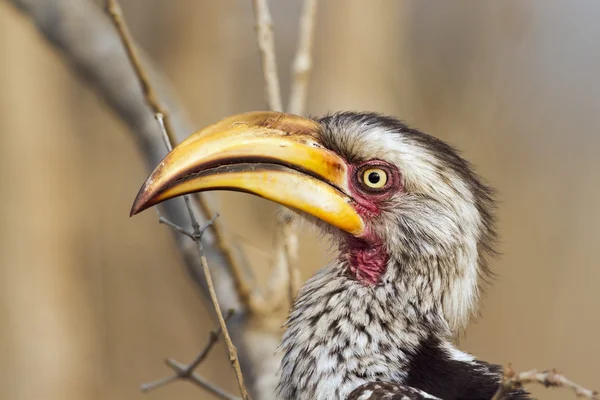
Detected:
[{"left": 130, "top": 111, "right": 365, "bottom": 236}]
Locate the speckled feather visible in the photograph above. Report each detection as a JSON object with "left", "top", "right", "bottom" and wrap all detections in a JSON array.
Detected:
[{"left": 275, "top": 113, "right": 526, "bottom": 400}]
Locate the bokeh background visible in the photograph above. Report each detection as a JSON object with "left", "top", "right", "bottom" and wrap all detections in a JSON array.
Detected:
[{"left": 0, "top": 1, "right": 598, "bottom": 399}]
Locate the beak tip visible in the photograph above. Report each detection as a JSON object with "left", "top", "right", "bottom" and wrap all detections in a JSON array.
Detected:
[
  {"left": 129, "top": 199, "right": 143, "bottom": 217},
  {"left": 130, "top": 184, "right": 152, "bottom": 217}
]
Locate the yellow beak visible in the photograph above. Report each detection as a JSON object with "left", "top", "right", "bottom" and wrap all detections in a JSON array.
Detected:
[{"left": 130, "top": 111, "right": 365, "bottom": 236}]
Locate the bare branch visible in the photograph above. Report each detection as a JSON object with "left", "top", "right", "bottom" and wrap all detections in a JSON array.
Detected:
[
  {"left": 105, "top": 0, "right": 257, "bottom": 314},
  {"left": 154, "top": 114, "right": 250, "bottom": 397},
  {"left": 251, "top": 0, "right": 317, "bottom": 308},
  {"left": 103, "top": 0, "right": 176, "bottom": 145},
  {"left": 152, "top": 112, "right": 206, "bottom": 237},
  {"left": 278, "top": 216, "right": 300, "bottom": 305},
  {"left": 198, "top": 254, "right": 248, "bottom": 399},
  {"left": 281, "top": 0, "right": 320, "bottom": 303},
  {"left": 7, "top": 0, "right": 284, "bottom": 397},
  {"left": 157, "top": 210, "right": 194, "bottom": 239},
  {"left": 104, "top": 0, "right": 206, "bottom": 230},
  {"left": 104, "top": 3, "right": 250, "bottom": 398},
  {"left": 141, "top": 310, "right": 238, "bottom": 400},
  {"left": 276, "top": 0, "right": 322, "bottom": 306},
  {"left": 156, "top": 209, "right": 219, "bottom": 242},
  {"left": 165, "top": 359, "right": 241, "bottom": 400},
  {"left": 492, "top": 365, "right": 598, "bottom": 400},
  {"left": 287, "top": 0, "right": 319, "bottom": 115},
  {"left": 251, "top": 0, "right": 283, "bottom": 112},
  {"left": 154, "top": 113, "right": 255, "bottom": 309}
]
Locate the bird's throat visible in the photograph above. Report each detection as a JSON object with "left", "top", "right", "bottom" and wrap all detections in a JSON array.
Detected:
[{"left": 343, "top": 234, "right": 389, "bottom": 285}]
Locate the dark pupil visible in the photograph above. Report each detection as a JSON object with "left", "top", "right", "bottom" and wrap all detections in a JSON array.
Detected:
[{"left": 367, "top": 171, "right": 380, "bottom": 184}]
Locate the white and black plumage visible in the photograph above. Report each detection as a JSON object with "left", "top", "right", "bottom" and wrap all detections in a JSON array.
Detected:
[
  {"left": 131, "top": 111, "right": 529, "bottom": 400},
  {"left": 347, "top": 381, "right": 439, "bottom": 399}
]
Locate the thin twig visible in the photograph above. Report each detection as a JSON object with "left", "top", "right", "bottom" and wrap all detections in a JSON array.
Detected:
[
  {"left": 155, "top": 116, "right": 250, "bottom": 399},
  {"left": 251, "top": 0, "right": 311, "bottom": 308},
  {"left": 181, "top": 310, "right": 235, "bottom": 374},
  {"left": 155, "top": 114, "right": 253, "bottom": 307},
  {"left": 156, "top": 115, "right": 256, "bottom": 313},
  {"left": 141, "top": 310, "right": 237, "bottom": 399},
  {"left": 251, "top": 0, "right": 283, "bottom": 112},
  {"left": 491, "top": 365, "right": 598, "bottom": 400},
  {"left": 166, "top": 359, "right": 241, "bottom": 400},
  {"left": 282, "top": 0, "right": 319, "bottom": 302},
  {"left": 106, "top": 0, "right": 255, "bottom": 315},
  {"left": 104, "top": 2, "right": 250, "bottom": 397},
  {"left": 158, "top": 213, "right": 193, "bottom": 239},
  {"left": 156, "top": 209, "right": 219, "bottom": 242},
  {"left": 287, "top": 0, "right": 319, "bottom": 115},
  {"left": 104, "top": 0, "right": 176, "bottom": 144},
  {"left": 281, "top": 216, "right": 300, "bottom": 305},
  {"left": 11, "top": 0, "right": 284, "bottom": 397}
]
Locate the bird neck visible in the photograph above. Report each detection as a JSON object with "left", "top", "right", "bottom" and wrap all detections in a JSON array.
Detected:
[
  {"left": 277, "top": 261, "right": 451, "bottom": 400},
  {"left": 342, "top": 235, "right": 389, "bottom": 284},
  {"left": 339, "top": 231, "right": 480, "bottom": 333}
]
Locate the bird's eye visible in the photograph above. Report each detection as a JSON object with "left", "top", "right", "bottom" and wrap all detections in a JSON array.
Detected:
[{"left": 361, "top": 168, "right": 388, "bottom": 189}]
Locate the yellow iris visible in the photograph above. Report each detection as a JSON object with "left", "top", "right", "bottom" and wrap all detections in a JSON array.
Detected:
[{"left": 362, "top": 168, "right": 387, "bottom": 189}]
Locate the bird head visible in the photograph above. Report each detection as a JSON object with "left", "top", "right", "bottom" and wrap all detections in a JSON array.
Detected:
[{"left": 131, "top": 111, "right": 495, "bottom": 331}]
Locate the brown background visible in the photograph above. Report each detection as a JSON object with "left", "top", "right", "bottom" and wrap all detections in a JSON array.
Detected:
[{"left": 0, "top": 1, "right": 598, "bottom": 399}]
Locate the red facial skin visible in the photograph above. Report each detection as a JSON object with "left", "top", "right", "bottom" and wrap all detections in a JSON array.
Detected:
[{"left": 341, "top": 160, "right": 403, "bottom": 285}]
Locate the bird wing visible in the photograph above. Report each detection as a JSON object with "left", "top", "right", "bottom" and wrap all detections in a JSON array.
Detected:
[{"left": 346, "top": 382, "right": 441, "bottom": 400}]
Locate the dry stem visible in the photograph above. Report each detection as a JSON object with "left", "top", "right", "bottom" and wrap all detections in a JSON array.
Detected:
[
  {"left": 154, "top": 114, "right": 249, "bottom": 400},
  {"left": 288, "top": 0, "right": 319, "bottom": 115},
  {"left": 281, "top": 217, "right": 300, "bottom": 305},
  {"left": 251, "top": 0, "right": 320, "bottom": 308},
  {"left": 141, "top": 310, "right": 238, "bottom": 400},
  {"left": 105, "top": 0, "right": 255, "bottom": 315},
  {"left": 492, "top": 365, "right": 598, "bottom": 400},
  {"left": 104, "top": 0, "right": 176, "bottom": 144},
  {"left": 104, "top": 2, "right": 249, "bottom": 398},
  {"left": 166, "top": 359, "right": 241, "bottom": 400},
  {"left": 251, "top": 0, "right": 283, "bottom": 112},
  {"left": 279, "top": 0, "right": 320, "bottom": 304}
]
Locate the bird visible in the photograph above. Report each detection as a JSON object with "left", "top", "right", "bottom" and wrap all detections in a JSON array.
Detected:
[{"left": 130, "top": 111, "right": 528, "bottom": 400}]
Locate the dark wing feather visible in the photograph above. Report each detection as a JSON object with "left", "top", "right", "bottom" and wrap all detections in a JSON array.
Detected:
[{"left": 347, "top": 382, "right": 438, "bottom": 400}]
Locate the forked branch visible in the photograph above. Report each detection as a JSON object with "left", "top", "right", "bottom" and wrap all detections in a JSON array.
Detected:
[
  {"left": 141, "top": 310, "right": 239, "bottom": 400},
  {"left": 153, "top": 114, "right": 249, "bottom": 400},
  {"left": 105, "top": 0, "right": 257, "bottom": 315},
  {"left": 104, "top": 2, "right": 249, "bottom": 398}
]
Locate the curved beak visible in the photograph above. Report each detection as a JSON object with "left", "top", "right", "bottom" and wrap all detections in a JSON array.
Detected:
[{"left": 130, "top": 111, "right": 365, "bottom": 236}]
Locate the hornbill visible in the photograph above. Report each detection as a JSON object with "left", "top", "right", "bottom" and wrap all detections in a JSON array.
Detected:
[{"left": 131, "top": 111, "right": 528, "bottom": 400}]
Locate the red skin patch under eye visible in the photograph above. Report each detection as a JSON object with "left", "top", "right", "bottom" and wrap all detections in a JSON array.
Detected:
[{"left": 341, "top": 160, "right": 402, "bottom": 284}]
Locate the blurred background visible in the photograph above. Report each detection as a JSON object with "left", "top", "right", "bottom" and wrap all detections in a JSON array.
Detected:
[{"left": 0, "top": 1, "right": 598, "bottom": 399}]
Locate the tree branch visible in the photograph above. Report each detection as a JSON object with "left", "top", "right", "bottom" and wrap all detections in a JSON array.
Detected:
[
  {"left": 287, "top": 0, "right": 319, "bottom": 116},
  {"left": 104, "top": 0, "right": 257, "bottom": 315},
  {"left": 280, "top": 0, "right": 320, "bottom": 304},
  {"left": 103, "top": 0, "right": 176, "bottom": 145},
  {"left": 141, "top": 310, "right": 238, "bottom": 400},
  {"left": 492, "top": 365, "right": 598, "bottom": 400},
  {"left": 251, "top": 0, "right": 283, "bottom": 112},
  {"left": 104, "top": 1, "right": 249, "bottom": 398},
  {"left": 6, "top": 0, "right": 283, "bottom": 397},
  {"left": 251, "top": 0, "right": 320, "bottom": 309},
  {"left": 165, "top": 359, "right": 241, "bottom": 400},
  {"left": 150, "top": 106, "right": 249, "bottom": 398}
]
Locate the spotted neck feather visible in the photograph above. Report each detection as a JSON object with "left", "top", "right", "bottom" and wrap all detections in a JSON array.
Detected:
[{"left": 277, "top": 257, "right": 450, "bottom": 400}]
